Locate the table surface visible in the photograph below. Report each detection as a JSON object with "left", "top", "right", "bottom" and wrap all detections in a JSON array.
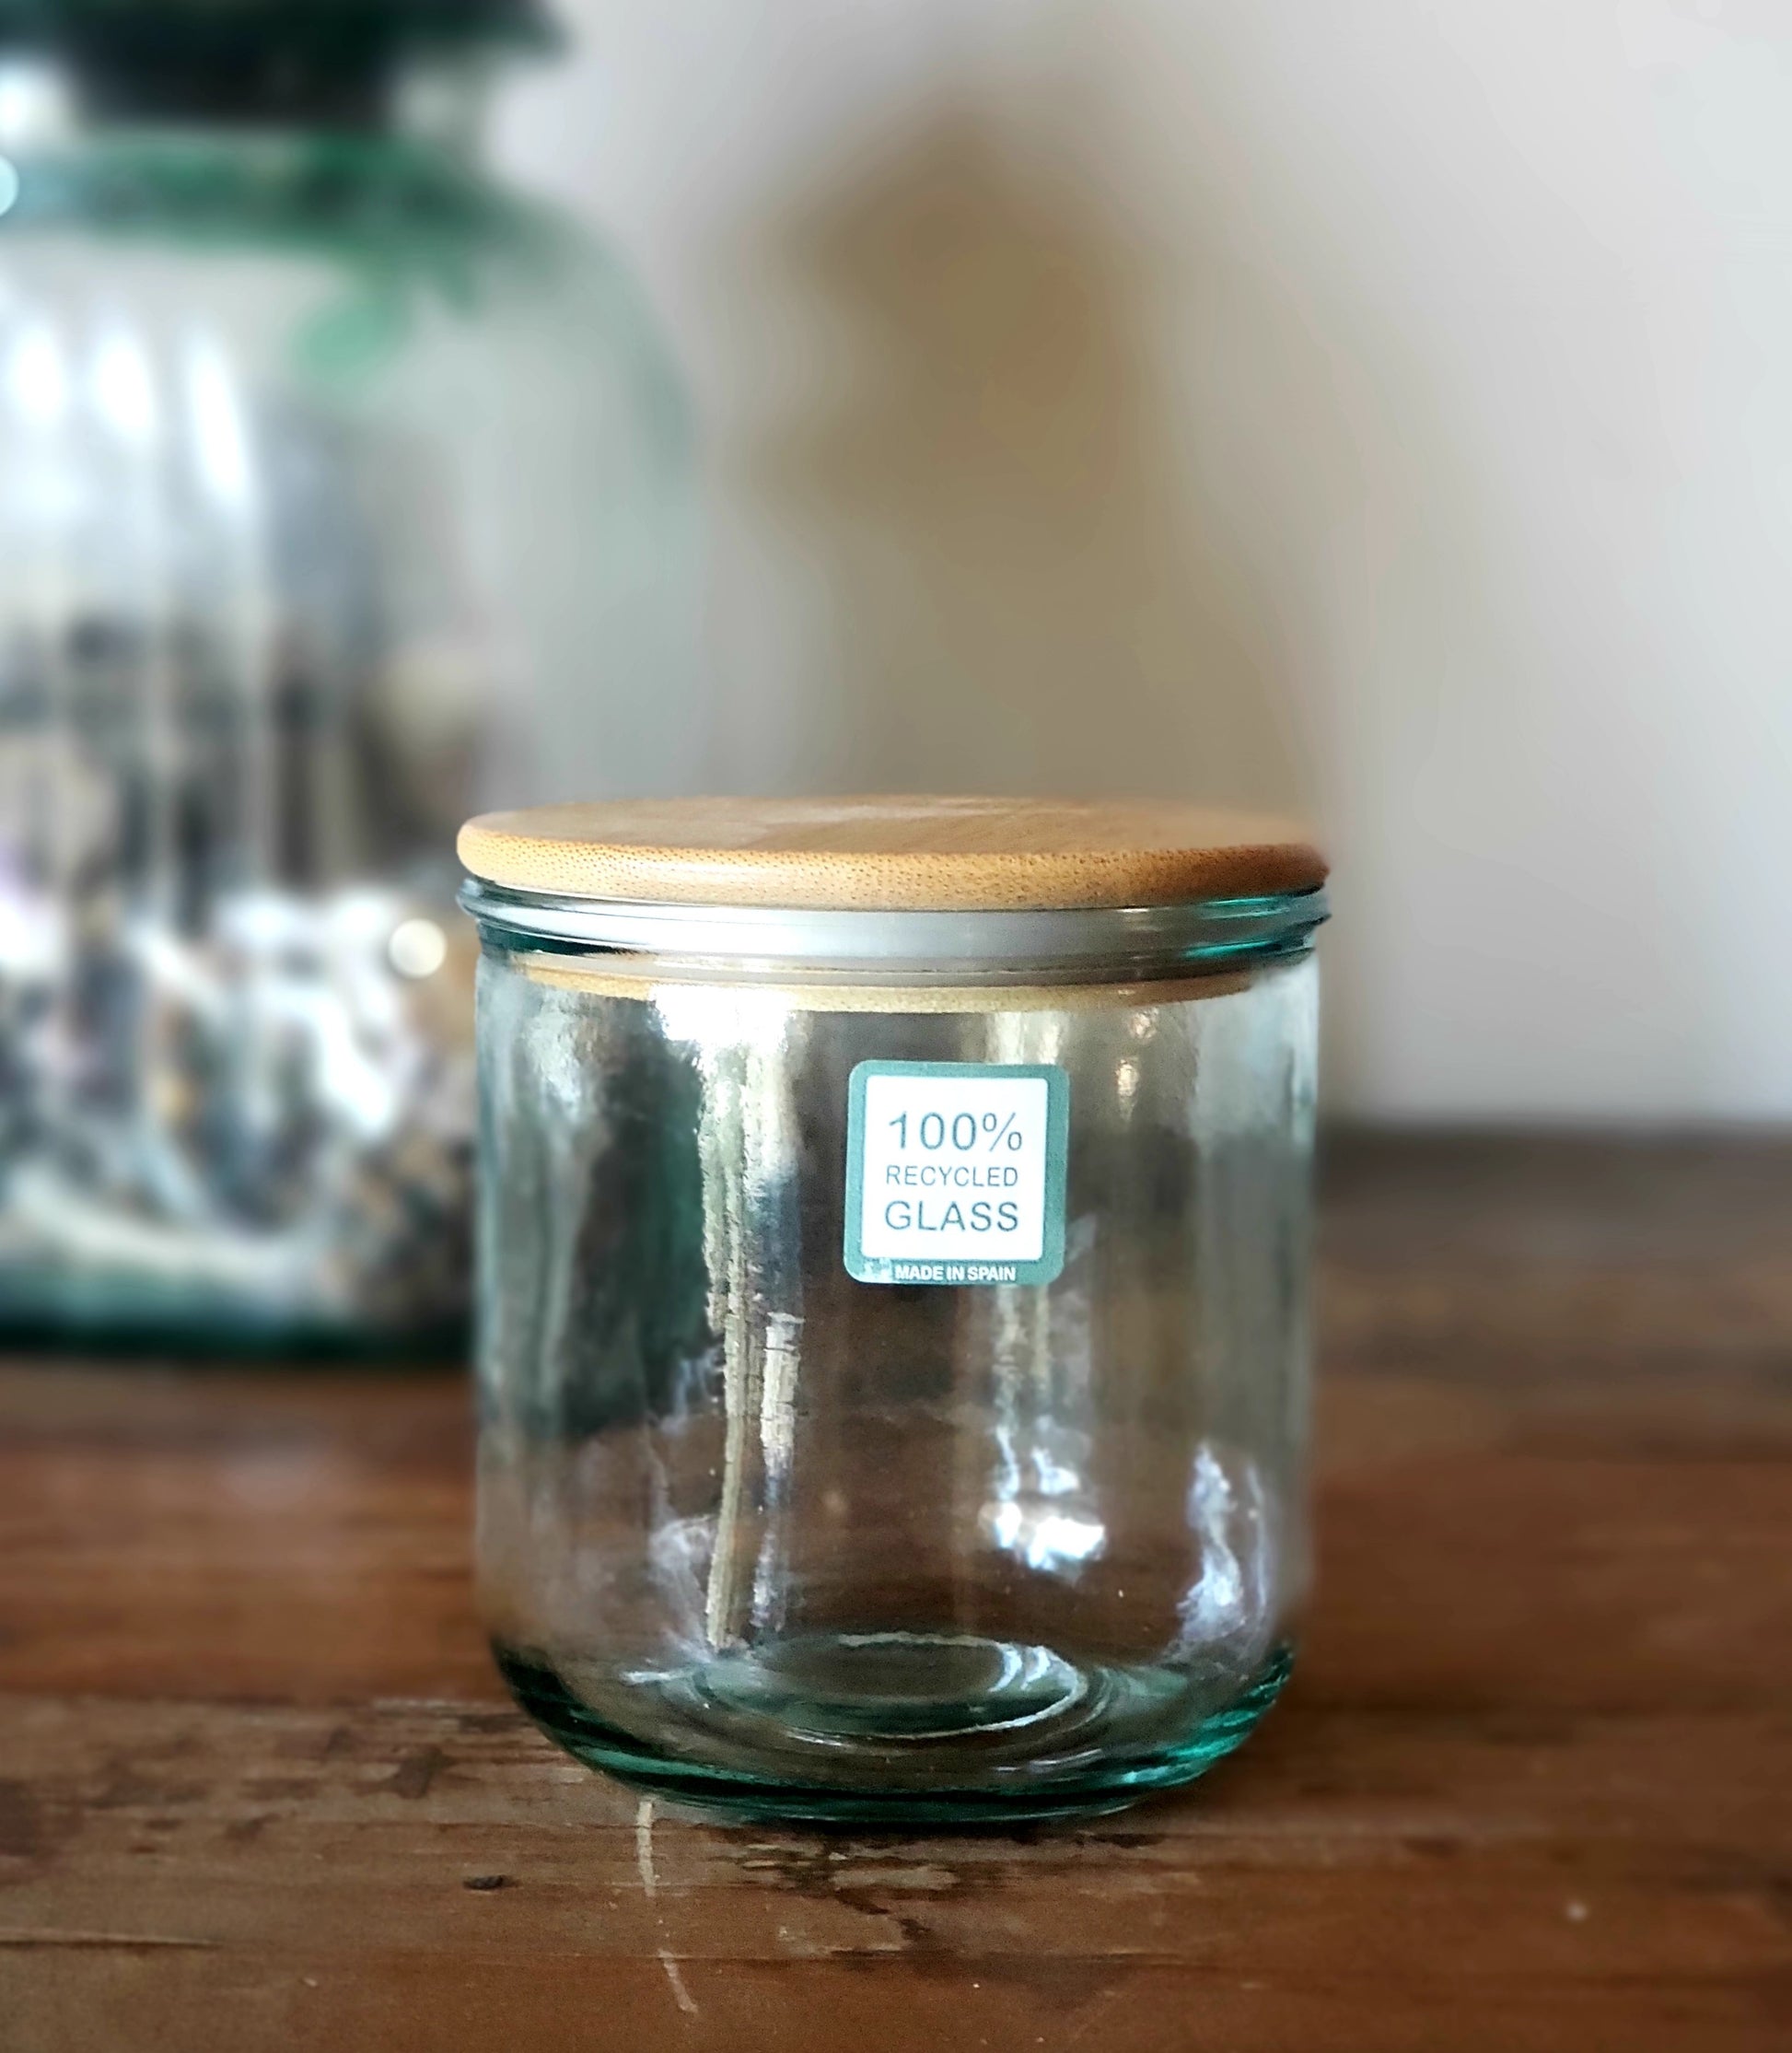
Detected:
[{"left": 2, "top": 1135, "right": 1788, "bottom": 2053}]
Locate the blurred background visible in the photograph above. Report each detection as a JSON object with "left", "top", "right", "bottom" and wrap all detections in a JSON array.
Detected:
[
  {"left": 1, "top": 0, "right": 1788, "bottom": 1349},
  {"left": 492, "top": 0, "right": 1792, "bottom": 1126}
]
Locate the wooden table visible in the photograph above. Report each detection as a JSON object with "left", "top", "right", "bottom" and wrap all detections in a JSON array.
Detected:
[{"left": 2, "top": 1136, "right": 1788, "bottom": 2052}]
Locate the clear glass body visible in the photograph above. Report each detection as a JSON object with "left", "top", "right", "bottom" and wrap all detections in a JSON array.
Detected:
[
  {"left": 473, "top": 923, "right": 1319, "bottom": 1824},
  {"left": 0, "top": 54, "right": 695, "bottom": 1343}
]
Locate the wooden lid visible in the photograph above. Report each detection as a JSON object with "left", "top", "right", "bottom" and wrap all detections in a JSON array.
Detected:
[{"left": 458, "top": 797, "right": 1325, "bottom": 912}]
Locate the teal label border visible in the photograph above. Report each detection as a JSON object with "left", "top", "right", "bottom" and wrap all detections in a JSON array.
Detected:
[{"left": 844, "top": 1059, "right": 1070, "bottom": 1287}]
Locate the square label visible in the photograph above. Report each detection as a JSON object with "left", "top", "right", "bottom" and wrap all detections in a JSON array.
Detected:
[{"left": 844, "top": 1061, "right": 1069, "bottom": 1287}]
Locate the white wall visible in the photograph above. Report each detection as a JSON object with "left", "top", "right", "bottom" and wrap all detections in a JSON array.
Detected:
[{"left": 493, "top": 0, "right": 1792, "bottom": 1122}]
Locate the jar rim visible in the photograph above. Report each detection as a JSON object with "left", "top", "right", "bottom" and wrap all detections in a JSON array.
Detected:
[{"left": 459, "top": 878, "right": 1329, "bottom": 979}]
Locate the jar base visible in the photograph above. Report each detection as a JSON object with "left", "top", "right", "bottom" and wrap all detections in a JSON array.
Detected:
[
  {"left": 698, "top": 1629, "right": 1091, "bottom": 1741},
  {"left": 493, "top": 1636, "right": 1292, "bottom": 1827}
]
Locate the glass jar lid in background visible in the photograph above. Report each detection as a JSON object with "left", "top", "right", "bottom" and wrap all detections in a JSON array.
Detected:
[{"left": 0, "top": 0, "right": 558, "bottom": 128}]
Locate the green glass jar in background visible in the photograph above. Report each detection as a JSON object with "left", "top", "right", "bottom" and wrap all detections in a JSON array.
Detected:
[{"left": 0, "top": 0, "right": 698, "bottom": 1344}]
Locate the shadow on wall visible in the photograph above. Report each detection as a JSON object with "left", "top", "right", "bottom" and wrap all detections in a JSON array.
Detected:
[{"left": 739, "top": 99, "right": 1311, "bottom": 813}]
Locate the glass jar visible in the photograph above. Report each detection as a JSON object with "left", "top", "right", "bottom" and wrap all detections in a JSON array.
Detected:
[
  {"left": 461, "top": 798, "right": 1328, "bottom": 1825},
  {"left": 0, "top": 0, "right": 696, "bottom": 1345}
]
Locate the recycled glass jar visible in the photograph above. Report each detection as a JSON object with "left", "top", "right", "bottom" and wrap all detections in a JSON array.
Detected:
[
  {"left": 461, "top": 798, "right": 1328, "bottom": 1824},
  {"left": 0, "top": 0, "right": 695, "bottom": 1344}
]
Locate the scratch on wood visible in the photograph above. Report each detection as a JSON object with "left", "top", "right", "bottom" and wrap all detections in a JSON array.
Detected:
[
  {"left": 657, "top": 1948, "right": 700, "bottom": 2017},
  {"left": 388, "top": 1747, "right": 447, "bottom": 1801},
  {"left": 0, "top": 1931, "right": 220, "bottom": 1951},
  {"left": 0, "top": 1781, "right": 44, "bottom": 1860},
  {"left": 632, "top": 1802, "right": 694, "bottom": 2014},
  {"left": 634, "top": 1798, "right": 658, "bottom": 1900},
  {"left": 1059, "top": 1986, "right": 1123, "bottom": 2052}
]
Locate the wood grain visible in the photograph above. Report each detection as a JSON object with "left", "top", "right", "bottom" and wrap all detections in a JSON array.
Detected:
[
  {"left": 1, "top": 1134, "right": 1788, "bottom": 2052},
  {"left": 456, "top": 796, "right": 1326, "bottom": 907}
]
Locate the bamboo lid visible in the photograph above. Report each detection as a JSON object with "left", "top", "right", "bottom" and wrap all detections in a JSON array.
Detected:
[{"left": 458, "top": 797, "right": 1325, "bottom": 913}]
